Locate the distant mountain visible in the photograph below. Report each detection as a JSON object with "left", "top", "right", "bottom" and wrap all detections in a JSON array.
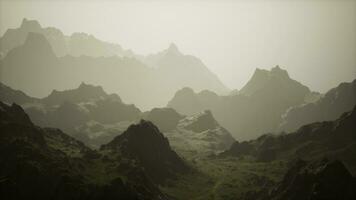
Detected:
[
  {"left": 279, "top": 79, "right": 356, "bottom": 132},
  {"left": 0, "top": 101, "right": 169, "bottom": 200},
  {"left": 101, "top": 120, "right": 189, "bottom": 184},
  {"left": 42, "top": 82, "right": 109, "bottom": 105},
  {"left": 167, "top": 87, "right": 220, "bottom": 116},
  {"left": 34, "top": 83, "right": 140, "bottom": 146},
  {"left": 0, "top": 81, "right": 141, "bottom": 148},
  {"left": 143, "top": 43, "right": 229, "bottom": 96},
  {"left": 168, "top": 66, "right": 311, "bottom": 140},
  {"left": 142, "top": 107, "right": 184, "bottom": 132},
  {"left": 0, "top": 21, "right": 229, "bottom": 110},
  {"left": 0, "top": 18, "right": 134, "bottom": 57}
]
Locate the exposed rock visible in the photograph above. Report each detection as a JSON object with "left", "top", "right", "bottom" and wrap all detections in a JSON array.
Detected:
[{"left": 101, "top": 120, "right": 189, "bottom": 184}]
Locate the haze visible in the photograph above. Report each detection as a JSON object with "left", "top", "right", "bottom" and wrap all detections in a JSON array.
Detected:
[{"left": 1, "top": 0, "right": 355, "bottom": 92}]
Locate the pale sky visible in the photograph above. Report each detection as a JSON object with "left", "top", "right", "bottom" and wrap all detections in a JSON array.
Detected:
[{"left": 1, "top": 0, "right": 355, "bottom": 92}]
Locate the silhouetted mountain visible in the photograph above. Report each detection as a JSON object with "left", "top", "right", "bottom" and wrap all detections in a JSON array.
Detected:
[
  {"left": 280, "top": 79, "right": 356, "bottom": 132},
  {"left": 222, "top": 105, "right": 356, "bottom": 173},
  {"left": 101, "top": 120, "right": 189, "bottom": 184},
  {"left": 251, "top": 159, "right": 356, "bottom": 200},
  {"left": 0, "top": 82, "right": 141, "bottom": 147},
  {"left": 42, "top": 82, "right": 109, "bottom": 105},
  {"left": 0, "top": 18, "right": 133, "bottom": 57},
  {"left": 0, "top": 101, "right": 170, "bottom": 200},
  {"left": 0, "top": 82, "right": 38, "bottom": 104},
  {"left": 168, "top": 66, "right": 311, "bottom": 140},
  {"left": 0, "top": 19, "right": 229, "bottom": 110},
  {"left": 144, "top": 43, "right": 228, "bottom": 97},
  {"left": 27, "top": 83, "right": 140, "bottom": 147}
]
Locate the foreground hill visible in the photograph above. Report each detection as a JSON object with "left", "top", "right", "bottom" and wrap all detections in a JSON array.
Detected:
[
  {"left": 222, "top": 105, "right": 356, "bottom": 173},
  {"left": 264, "top": 159, "right": 356, "bottom": 200},
  {"left": 0, "top": 19, "right": 228, "bottom": 110},
  {"left": 168, "top": 66, "right": 311, "bottom": 140},
  {"left": 101, "top": 120, "right": 190, "bottom": 184},
  {"left": 280, "top": 79, "right": 356, "bottom": 132},
  {"left": 0, "top": 101, "right": 173, "bottom": 200}
]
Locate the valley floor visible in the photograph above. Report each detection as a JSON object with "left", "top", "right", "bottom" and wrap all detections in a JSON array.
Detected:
[{"left": 162, "top": 156, "right": 287, "bottom": 200}]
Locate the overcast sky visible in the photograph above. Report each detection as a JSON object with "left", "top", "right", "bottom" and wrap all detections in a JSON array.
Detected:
[{"left": 1, "top": 0, "right": 355, "bottom": 92}]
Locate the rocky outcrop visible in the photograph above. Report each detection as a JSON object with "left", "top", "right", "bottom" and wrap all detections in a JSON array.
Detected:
[
  {"left": 267, "top": 159, "right": 356, "bottom": 200},
  {"left": 101, "top": 120, "right": 189, "bottom": 184}
]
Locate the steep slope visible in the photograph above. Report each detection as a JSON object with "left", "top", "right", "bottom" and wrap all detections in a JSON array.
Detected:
[
  {"left": 0, "top": 101, "right": 168, "bottom": 200},
  {"left": 0, "top": 82, "right": 38, "bottom": 104},
  {"left": 280, "top": 79, "right": 356, "bottom": 132},
  {"left": 168, "top": 66, "right": 311, "bottom": 140},
  {"left": 222, "top": 105, "right": 356, "bottom": 173},
  {"left": 144, "top": 43, "right": 229, "bottom": 96},
  {"left": 26, "top": 83, "right": 141, "bottom": 147},
  {"left": 0, "top": 81, "right": 141, "bottom": 148},
  {"left": 247, "top": 159, "right": 356, "bottom": 200},
  {"left": 0, "top": 32, "right": 59, "bottom": 97},
  {"left": 101, "top": 120, "right": 189, "bottom": 184}
]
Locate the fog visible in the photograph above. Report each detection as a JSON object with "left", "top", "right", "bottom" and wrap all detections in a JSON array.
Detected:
[{"left": 1, "top": 0, "right": 355, "bottom": 92}]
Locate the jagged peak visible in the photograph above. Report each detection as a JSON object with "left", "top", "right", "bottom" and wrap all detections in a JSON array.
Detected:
[
  {"left": 270, "top": 65, "right": 289, "bottom": 78},
  {"left": 0, "top": 101, "right": 33, "bottom": 125},
  {"left": 165, "top": 42, "right": 181, "bottom": 55},
  {"left": 20, "top": 18, "right": 42, "bottom": 30},
  {"left": 177, "top": 87, "right": 195, "bottom": 95},
  {"left": 182, "top": 110, "right": 218, "bottom": 132},
  {"left": 23, "top": 32, "right": 53, "bottom": 53},
  {"left": 78, "top": 81, "right": 102, "bottom": 90}
]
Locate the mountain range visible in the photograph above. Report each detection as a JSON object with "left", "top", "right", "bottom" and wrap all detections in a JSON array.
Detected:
[
  {"left": 1, "top": 17, "right": 356, "bottom": 200},
  {"left": 168, "top": 66, "right": 312, "bottom": 140},
  {"left": 0, "top": 101, "right": 190, "bottom": 200},
  {"left": 0, "top": 19, "right": 228, "bottom": 110},
  {"left": 0, "top": 81, "right": 235, "bottom": 153}
]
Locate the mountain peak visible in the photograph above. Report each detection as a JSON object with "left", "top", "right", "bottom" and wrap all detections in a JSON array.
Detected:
[
  {"left": 165, "top": 42, "right": 180, "bottom": 55},
  {"left": 43, "top": 83, "right": 109, "bottom": 105},
  {"left": 102, "top": 119, "right": 188, "bottom": 183},
  {"left": 23, "top": 32, "right": 54, "bottom": 53},
  {"left": 0, "top": 102, "right": 33, "bottom": 125},
  {"left": 20, "top": 18, "right": 42, "bottom": 31},
  {"left": 270, "top": 65, "right": 289, "bottom": 78},
  {"left": 182, "top": 110, "right": 218, "bottom": 132}
]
